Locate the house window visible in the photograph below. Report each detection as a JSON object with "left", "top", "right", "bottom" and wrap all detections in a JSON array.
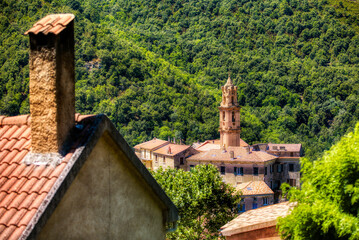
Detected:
[
  {"left": 253, "top": 167, "right": 258, "bottom": 176},
  {"left": 221, "top": 166, "right": 226, "bottom": 175},
  {"left": 180, "top": 157, "right": 184, "bottom": 165},
  {"left": 252, "top": 197, "right": 257, "bottom": 209},
  {"left": 277, "top": 164, "right": 283, "bottom": 173},
  {"left": 270, "top": 165, "right": 273, "bottom": 173},
  {"left": 274, "top": 180, "right": 281, "bottom": 190},
  {"left": 239, "top": 200, "right": 245, "bottom": 213},
  {"left": 234, "top": 167, "right": 243, "bottom": 176},
  {"left": 289, "top": 163, "right": 294, "bottom": 172},
  {"left": 288, "top": 179, "right": 296, "bottom": 187},
  {"left": 223, "top": 112, "right": 225, "bottom": 121},
  {"left": 232, "top": 111, "right": 235, "bottom": 122},
  {"left": 263, "top": 197, "right": 268, "bottom": 206},
  {"left": 265, "top": 167, "right": 267, "bottom": 175},
  {"left": 155, "top": 155, "right": 158, "bottom": 164}
]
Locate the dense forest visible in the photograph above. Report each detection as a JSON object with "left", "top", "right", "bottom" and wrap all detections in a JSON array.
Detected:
[{"left": 2, "top": 0, "right": 359, "bottom": 159}]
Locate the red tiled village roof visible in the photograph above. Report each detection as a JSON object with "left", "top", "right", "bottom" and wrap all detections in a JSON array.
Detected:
[
  {"left": 187, "top": 147, "right": 277, "bottom": 164},
  {"left": 0, "top": 114, "right": 94, "bottom": 239},
  {"left": 24, "top": 14, "right": 75, "bottom": 35},
  {"left": 221, "top": 201, "right": 295, "bottom": 237},
  {"left": 133, "top": 138, "right": 170, "bottom": 151},
  {"left": 153, "top": 143, "right": 191, "bottom": 156},
  {"left": 236, "top": 181, "right": 274, "bottom": 196},
  {"left": 195, "top": 139, "right": 249, "bottom": 151}
]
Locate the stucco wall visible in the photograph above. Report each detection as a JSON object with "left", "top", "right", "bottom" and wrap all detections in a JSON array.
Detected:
[
  {"left": 37, "top": 133, "right": 166, "bottom": 240},
  {"left": 185, "top": 161, "right": 274, "bottom": 186},
  {"left": 225, "top": 226, "right": 279, "bottom": 240}
]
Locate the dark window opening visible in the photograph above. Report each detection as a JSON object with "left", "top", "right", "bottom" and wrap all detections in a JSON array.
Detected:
[
  {"left": 253, "top": 167, "right": 258, "bottom": 176},
  {"left": 180, "top": 158, "right": 184, "bottom": 165},
  {"left": 288, "top": 179, "right": 296, "bottom": 187},
  {"left": 289, "top": 163, "right": 294, "bottom": 172},
  {"left": 232, "top": 111, "right": 235, "bottom": 122},
  {"left": 221, "top": 166, "right": 226, "bottom": 175},
  {"left": 265, "top": 167, "right": 267, "bottom": 175},
  {"left": 234, "top": 167, "right": 243, "bottom": 176}
]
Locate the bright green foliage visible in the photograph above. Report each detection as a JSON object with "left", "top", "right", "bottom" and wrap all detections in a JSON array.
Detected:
[
  {"left": 3, "top": 0, "right": 359, "bottom": 159},
  {"left": 151, "top": 164, "right": 241, "bottom": 239},
  {"left": 278, "top": 123, "right": 359, "bottom": 239}
]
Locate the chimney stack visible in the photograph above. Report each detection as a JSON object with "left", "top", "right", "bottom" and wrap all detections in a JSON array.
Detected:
[{"left": 25, "top": 14, "right": 75, "bottom": 153}]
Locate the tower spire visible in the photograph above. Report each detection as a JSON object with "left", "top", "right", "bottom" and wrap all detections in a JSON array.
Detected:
[
  {"left": 225, "top": 73, "right": 233, "bottom": 86},
  {"left": 219, "top": 76, "right": 241, "bottom": 147}
]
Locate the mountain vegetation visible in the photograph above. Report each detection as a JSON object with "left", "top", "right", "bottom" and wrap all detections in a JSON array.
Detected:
[
  {"left": 278, "top": 123, "right": 359, "bottom": 239},
  {"left": 152, "top": 164, "right": 240, "bottom": 239},
  {"left": 2, "top": 0, "right": 359, "bottom": 159}
]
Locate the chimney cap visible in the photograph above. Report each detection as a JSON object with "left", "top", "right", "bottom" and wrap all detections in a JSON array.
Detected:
[{"left": 25, "top": 14, "right": 75, "bottom": 35}]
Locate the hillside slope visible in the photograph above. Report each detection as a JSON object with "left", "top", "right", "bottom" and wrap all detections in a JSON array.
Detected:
[{"left": 1, "top": 0, "right": 359, "bottom": 159}]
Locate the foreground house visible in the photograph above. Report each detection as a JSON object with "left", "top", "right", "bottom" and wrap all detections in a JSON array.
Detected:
[
  {"left": 0, "top": 14, "right": 178, "bottom": 239},
  {"left": 221, "top": 201, "right": 295, "bottom": 240}
]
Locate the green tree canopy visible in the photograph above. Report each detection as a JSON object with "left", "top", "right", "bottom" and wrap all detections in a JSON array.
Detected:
[
  {"left": 278, "top": 123, "right": 359, "bottom": 239},
  {"left": 151, "top": 164, "right": 241, "bottom": 239}
]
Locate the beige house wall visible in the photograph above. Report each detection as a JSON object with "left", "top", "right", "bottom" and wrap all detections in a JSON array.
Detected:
[
  {"left": 241, "top": 195, "right": 274, "bottom": 211},
  {"left": 38, "top": 133, "right": 167, "bottom": 240},
  {"left": 186, "top": 161, "right": 274, "bottom": 187}
]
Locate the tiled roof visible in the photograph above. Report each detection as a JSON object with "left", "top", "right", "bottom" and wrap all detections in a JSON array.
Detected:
[
  {"left": 187, "top": 147, "right": 277, "bottom": 164},
  {"left": 153, "top": 144, "right": 191, "bottom": 156},
  {"left": 267, "top": 143, "right": 302, "bottom": 152},
  {"left": 236, "top": 181, "right": 274, "bottom": 196},
  {"left": 133, "top": 138, "right": 169, "bottom": 151},
  {"left": 24, "top": 14, "right": 75, "bottom": 35},
  {"left": 0, "top": 114, "right": 94, "bottom": 239},
  {"left": 221, "top": 201, "right": 295, "bottom": 237},
  {"left": 195, "top": 139, "right": 249, "bottom": 151}
]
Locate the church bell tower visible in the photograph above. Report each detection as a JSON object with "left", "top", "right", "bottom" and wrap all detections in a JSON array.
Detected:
[{"left": 219, "top": 76, "right": 241, "bottom": 148}]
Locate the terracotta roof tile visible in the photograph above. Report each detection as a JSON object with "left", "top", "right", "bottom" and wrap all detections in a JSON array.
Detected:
[
  {"left": 24, "top": 14, "right": 75, "bottom": 35},
  {"left": 0, "top": 225, "right": 26, "bottom": 240},
  {"left": 1, "top": 115, "right": 29, "bottom": 126},
  {"left": 0, "top": 114, "right": 96, "bottom": 239}
]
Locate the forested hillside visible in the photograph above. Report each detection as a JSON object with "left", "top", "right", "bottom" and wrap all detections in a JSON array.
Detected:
[{"left": 1, "top": 0, "right": 359, "bottom": 159}]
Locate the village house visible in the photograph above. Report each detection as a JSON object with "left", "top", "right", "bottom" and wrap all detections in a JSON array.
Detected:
[
  {"left": 236, "top": 181, "right": 274, "bottom": 212},
  {"left": 0, "top": 14, "right": 178, "bottom": 239},
  {"left": 220, "top": 201, "right": 295, "bottom": 240},
  {"left": 134, "top": 138, "right": 198, "bottom": 170}
]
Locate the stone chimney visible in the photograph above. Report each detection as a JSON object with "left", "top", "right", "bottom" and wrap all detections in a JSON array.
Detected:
[{"left": 25, "top": 14, "right": 75, "bottom": 153}]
